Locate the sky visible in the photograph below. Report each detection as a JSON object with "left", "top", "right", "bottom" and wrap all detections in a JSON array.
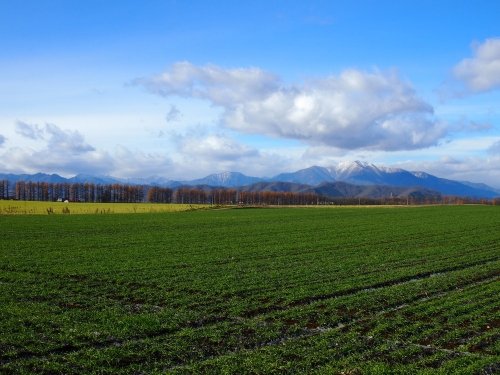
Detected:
[{"left": 1, "top": 1, "right": 500, "bottom": 187}]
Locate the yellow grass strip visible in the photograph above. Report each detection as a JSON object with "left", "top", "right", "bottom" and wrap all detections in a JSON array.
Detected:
[{"left": 0, "top": 200, "right": 211, "bottom": 215}]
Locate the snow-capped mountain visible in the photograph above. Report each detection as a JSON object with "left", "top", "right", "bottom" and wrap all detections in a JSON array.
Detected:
[
  {"left": 325, "top": 160, "right": 425, "bottom": 187},
  {"left": 275, "top": 161, "right": 499, "bottom": 198}
]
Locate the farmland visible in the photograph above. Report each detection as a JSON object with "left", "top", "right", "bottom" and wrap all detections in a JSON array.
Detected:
[
  {"left": 0, "top": 200, "right": 210, "bottom": 215},
  {"left": 0, "top": 206, "right": 499, "bottom": 374}
]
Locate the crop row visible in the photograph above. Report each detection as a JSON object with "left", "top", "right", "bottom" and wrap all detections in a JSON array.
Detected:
[
  {"left": 1, "top": 206, "right": 499, "bottom": 373},
  {"left": 1, "top": 260, "right": 498, "bottom": 373}
]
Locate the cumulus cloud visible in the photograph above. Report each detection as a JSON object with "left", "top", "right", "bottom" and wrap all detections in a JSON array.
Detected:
[
  {"left": 0, "top": 134, "right": 5, "bottom": 146},
  {"left": 137, "top": 62, "right": 446, "bottom": 151},
  {"left": 2, "top": 122, "right": 107, "bottom": 175},
  {"left": 453, "top": 38, "right": 500, "bottom": 93},
  {"left": 2, "top": 121, "right": 176, "bottom": 178}
]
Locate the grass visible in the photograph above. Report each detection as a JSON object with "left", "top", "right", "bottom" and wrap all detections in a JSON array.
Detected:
[
  {"left": 0, "top": 205, "right": 499, "bottom": 374},
  {"left": 0, "top": 200, "right": 210, "bottom": 215}
]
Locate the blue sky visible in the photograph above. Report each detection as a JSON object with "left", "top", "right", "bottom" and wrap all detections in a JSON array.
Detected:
[{"left": 1, "top": 1, "right": 500, "bottom": 186}]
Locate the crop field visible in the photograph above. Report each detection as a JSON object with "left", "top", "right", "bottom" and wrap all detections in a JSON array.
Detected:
[
  {"left": 0, "top": 206, "right": 499, "bottom": 374},
  {"left": 0, "top": 200, "right": 210, "bottom": 215}
]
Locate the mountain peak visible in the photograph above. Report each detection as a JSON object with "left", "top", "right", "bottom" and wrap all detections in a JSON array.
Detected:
[
  {"left": 334, "top": 160, "right": 376, "bottom": 173},
  {"left": 333, "top": 160, "right": 404, "bottom": 176}
]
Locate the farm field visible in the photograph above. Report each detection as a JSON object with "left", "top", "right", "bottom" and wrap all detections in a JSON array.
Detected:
[
  {"left": 0, "top": 200, "right": 210, "bottom": 215},
  {"left": 0, "top": 206, "right": 499, "bottom": 374}
]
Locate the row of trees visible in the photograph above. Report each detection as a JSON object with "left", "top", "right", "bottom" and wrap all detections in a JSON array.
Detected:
[
  {"left": 2, "top": 180, "right": 499, "bottom": 206},
  {"left": 0, "top": 181, "right": 323, "bottom": 205},
  {"left": 12, "top": 181, "right": 145, "bottom": 203},
  {"left": 174, "top": 188, "right": 320, "bottom": 205}
]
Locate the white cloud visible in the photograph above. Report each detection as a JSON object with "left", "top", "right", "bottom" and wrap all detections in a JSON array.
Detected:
[
  {"left": 0, "top": 141, "right": 173, "bottom": 179},
  {"left": 137, "top": 62, "right": 446, "bottom": 151},
  {"left": 1, "top": 122, "right": 106, "bottom": 175},
  {"left": 1, "top": 122, "right": 173, "bottom": 178},
  {"left": 178, "top": 133, "right": 258, "bottom": 161},
  {"left": 135, "top": 61, "right": 279, "bottom": 105},
  {"left": 3, "top": 120, "right": 278, "bottom": 179},
  {"left": 163, "top": 131, "right": 292, "bottom": 179},
  {"left": 0, "top": 145, "right": 113, "bottom": 176},
  {"left": 112, "top": 145, "right": 173, "bottom": 178},
  {"left": 300, "top": 145, "right": 348, "bottom": 167},
  {"left": 0, "top": 134, "right": 5, "bottom": 146},
  {"left": 453, "top": 38, "right": 500, "bottom": 93}
]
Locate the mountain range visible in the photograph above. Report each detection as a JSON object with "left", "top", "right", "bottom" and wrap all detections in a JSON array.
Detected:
[{"left": 1, "top": 161, "right": 499, "bottom": 199}]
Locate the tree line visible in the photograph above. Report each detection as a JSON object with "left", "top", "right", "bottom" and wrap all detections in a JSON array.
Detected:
[
  {"left": 1, "top": 180, "right": 499, "bottom": 206},
  {"left": 0, "top": 180, "right": 321, "bottom": 205},
  {"left": 10, "top": 181, "right": 145, "bottom": 203},
  {"left": 172, "top": 188, "right": 319, "bottom": 205}
]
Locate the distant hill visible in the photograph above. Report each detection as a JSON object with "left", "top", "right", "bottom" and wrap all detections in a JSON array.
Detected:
[
  {"left": 68, "top": 174, "right": 121, "bottom": 185},
  {"left": 308, "top": 181, "right": 442, "bottom": 200},
  {"left": 185, "top": 171, "right": 262, "bottom": 187},
  {"left": 271, "top": 166, "right": 334, "bottom": 185},
  {"left": 0, "top": 172, "right": 68, "bottom": 184},
  {"left": 239, "top": 181, "right": 311, "bottom": 193},
  {"left": 239, "top": 181, "right": 441, "bottom": 200}
]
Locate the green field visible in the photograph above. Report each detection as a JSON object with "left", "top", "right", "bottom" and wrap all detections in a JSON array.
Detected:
[{"left": 1, "top": 206, "right": 499, "bottom": 374}]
